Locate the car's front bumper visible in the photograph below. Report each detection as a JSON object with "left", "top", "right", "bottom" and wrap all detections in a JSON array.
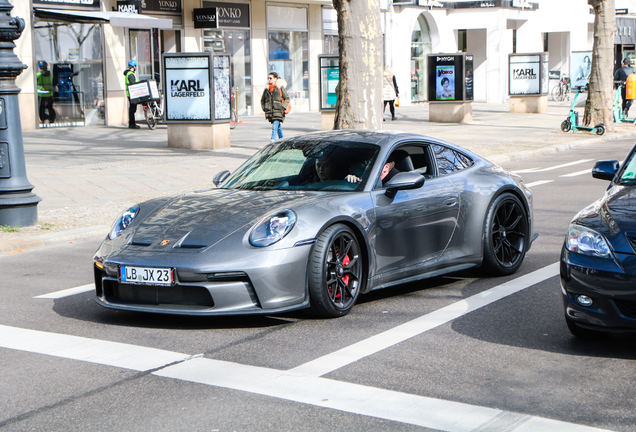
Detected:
[
  {"left": 560, "top": 246, "right": 636, "bottom": 332},
  {"left": 93, "top": 243, "right": 314, "bottom": 316}
]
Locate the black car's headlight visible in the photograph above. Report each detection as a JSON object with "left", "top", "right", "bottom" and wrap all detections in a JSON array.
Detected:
[
  {"left": 249, "top": 210, "right": 297, "bottom": 247},
  {"left": 109, "top": 205, "right": 139, "bottom": 240},
  {"left": 565, "top": 224, "right": 613, "bottom": 259}
]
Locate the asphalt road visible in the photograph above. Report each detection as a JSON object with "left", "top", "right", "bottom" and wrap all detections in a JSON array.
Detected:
[{"left": 1, "top": 139, "right": 636, "bottom": 432}]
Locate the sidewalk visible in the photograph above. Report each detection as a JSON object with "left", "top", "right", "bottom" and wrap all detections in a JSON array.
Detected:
[{"left": 2, "top": 100, "right": 635, "bottom": 254}]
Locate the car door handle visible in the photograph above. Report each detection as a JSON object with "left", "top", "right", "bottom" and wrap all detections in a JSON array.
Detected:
[{"left": 444, "top": 198, "right": 458, "bottom": 207}]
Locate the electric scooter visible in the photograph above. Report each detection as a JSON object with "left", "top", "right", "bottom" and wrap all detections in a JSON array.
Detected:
[
  {"left": 613, "top": 82, "right": 636, "bottom": 124},
  {"left": 560, "top": 86, "right": 605, "bottom": 135}
]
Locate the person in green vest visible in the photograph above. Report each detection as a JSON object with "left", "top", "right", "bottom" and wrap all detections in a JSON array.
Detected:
[
  {"left": 124, "top": 59, "right": 139, "bottom": 129},
  {"left": 36, "top": 61, "right": 55, "bottom": 123}
]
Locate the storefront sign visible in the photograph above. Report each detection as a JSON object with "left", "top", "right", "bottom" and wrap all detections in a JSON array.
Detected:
[
  {"left": 143, "top": 0, "right": 182, "bottom": 13},
  {"left": 193, "top": 8, "right": 218, "bottom": 29},
  {"left": 32, "top": 0, "right": 101, "bottom": 8},
  {"left": 202, "top": 2, "right": 250, "bottom": 28},
  {"left": 163, "top": 54, "right": 212, "bottom": 122},
  {"left": 117, "top": 1, "right": 141, "bottom": 14},
  {"left": 509, "top": 54, "right": 541, "bottom": 95}
]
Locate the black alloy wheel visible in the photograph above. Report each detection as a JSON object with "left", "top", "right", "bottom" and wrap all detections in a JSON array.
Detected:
[
  {"left": 481, "top": 193, "right": 529, "bottom": 276},
  {"left": 308, "top": 224, "right": 363, "bottom": 318}
]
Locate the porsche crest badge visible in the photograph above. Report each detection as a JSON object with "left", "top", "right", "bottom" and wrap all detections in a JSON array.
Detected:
[{"left": 160, "top": 239, "right": 170, "bottom": 246}]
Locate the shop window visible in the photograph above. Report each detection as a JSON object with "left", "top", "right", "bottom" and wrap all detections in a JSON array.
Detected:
[
  {"left": 411, "top": 14, "right": 432, "bottom": 102},
  {"left": 322, "top": 7, "right": 338, "bottom": 55},
  {"left": 268, "top": 31, "right": 309, "bottom": 111},
  {"left": 33, "top": 21, "right": 104, "bottom": 127}
]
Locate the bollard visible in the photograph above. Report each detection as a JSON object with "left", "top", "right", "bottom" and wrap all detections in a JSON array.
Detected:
[{"left": 0, "top": 0, "right": 41, "bottom": 227}]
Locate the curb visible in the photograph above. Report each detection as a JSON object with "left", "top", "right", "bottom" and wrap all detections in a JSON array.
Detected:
[{"left": 1, "top": 226, "right": 109, "bottom": 255}]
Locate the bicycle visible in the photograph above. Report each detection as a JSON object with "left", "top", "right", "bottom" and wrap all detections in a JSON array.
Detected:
[
  {"left": 551, "top": 76, "right": 571, "bottom": 102},
  {"left": 142, "top": 91, "right": 163, "bottom": 130},
  {"left": 230, "top": 91, "right": 237, "bottom": 129}
]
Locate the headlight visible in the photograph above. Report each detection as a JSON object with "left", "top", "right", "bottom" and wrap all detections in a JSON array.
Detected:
[
  {"left": 565, "top": 224, "right": 613, "bottom": 259},
  {"left": 109, "top": 205, "right": 139, "bottom": 240},
  {"left": 249, "top": 210, "right": 296, "bottom": 247}
]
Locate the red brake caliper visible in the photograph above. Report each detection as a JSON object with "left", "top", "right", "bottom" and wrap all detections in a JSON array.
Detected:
[{"left": 341, "top": 255, "right": 350, "bottom": 288}]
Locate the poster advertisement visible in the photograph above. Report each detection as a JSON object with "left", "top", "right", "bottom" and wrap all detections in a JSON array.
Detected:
[
  {"left": 509, "top": 54, "right": 541, "bottom": 95},
  {"left": 213, "top": 55, "right": 231, "bottom": 120},
  {"left": 541, "top": 53, "right": 549, "bottom": 94},
  {"left": 327, "top": 68, "right": 339, "bottom": 105},
  {"left": 436, "top": 65, "right": 455, "bottom": 100},
  {"left": 465, "top": 55, "right": 474, "bottom": 101},
  {"left": 164, "top": 56, "right": 211, "bottom": 121},
  {"left": 571, "top": 51, "right": 592, "bottom": 90}
]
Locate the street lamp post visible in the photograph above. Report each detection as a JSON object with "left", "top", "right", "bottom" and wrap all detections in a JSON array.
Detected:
[{"left": 0, "top": 0, "right": 41, "bottom": 227}]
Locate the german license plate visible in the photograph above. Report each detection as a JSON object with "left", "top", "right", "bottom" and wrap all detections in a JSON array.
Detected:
[{"left": 119, "top": 266, "right": 173, "bottom": 286}]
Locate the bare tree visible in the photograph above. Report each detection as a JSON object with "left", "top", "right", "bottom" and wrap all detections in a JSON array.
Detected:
[
  {"left": 332, "top": 0, "right": 383, "bottom": 130},
  {"left": 584, "top": 0, "right": 616, "bottom": 131}
]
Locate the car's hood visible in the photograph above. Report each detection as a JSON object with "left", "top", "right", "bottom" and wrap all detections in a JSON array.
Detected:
[
  {"left": 573, "top": 185, "right": 636, "bottom": 254},
  {"left": 129, "top": 189, "right": 324, "bottom": 250}
]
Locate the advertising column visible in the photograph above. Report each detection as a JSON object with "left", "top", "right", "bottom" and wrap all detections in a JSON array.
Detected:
[
  {"left": 508, "top": 53, "right": 549, "bottom": 113},
  {"left": 163, "top": 52, "right": 231, "bottom": 149},
  {"left": 427, "top": 53, "right": 473, "bottom": 123},
  {"left": 318, "top": 55, "right": 338, "bottom": 130}
]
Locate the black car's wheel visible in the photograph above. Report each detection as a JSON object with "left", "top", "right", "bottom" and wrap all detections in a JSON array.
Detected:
[
  {"left": 308, "top": 224, "right": 363, "bottom": 318},
  {"left": 565, "top": 316, "right": 607, "bottom": 339},
  {"left": 481, "top": 193, "right": 529, "bottom": 276},
  {"left": 561, "top": 120, "right": 571, "bottom": 132}
]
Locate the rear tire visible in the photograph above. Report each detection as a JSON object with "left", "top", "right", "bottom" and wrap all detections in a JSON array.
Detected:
[
  {"left": 480, "top": 193, "right": 529, "bottom": 276},
  {"left": 145, "top": 106, "right": 157, "bottom": 130},
  {"left": 596, "top": 125, "right": 605, "bottom": 136},
  {"left": 308, "top": 224, "right": 363, "bottom": 318},
  {"left": 561, "top": 120, "right": 571, "bottom": 132}
]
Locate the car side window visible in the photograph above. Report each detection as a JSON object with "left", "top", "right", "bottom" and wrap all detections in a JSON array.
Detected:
[{"left": 432, "top": 144, "right": 473, "bottom": 176}]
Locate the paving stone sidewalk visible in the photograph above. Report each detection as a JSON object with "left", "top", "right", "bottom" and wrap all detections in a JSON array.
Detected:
[{"left": 2, "top": 100, "right": 635, "bottom": 254}]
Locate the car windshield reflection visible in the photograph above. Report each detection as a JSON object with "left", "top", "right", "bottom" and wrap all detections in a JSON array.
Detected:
[
  {"left": 222, "top": 140, "right": 380, "bottom": 192},
  {"left": 618, "top": 153, "right": 636, "bottom": 185}
]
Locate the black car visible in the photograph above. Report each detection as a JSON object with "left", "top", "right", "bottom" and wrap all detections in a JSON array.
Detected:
[{"left": 561, "top": 144, "right": 636, "bottom": 338}]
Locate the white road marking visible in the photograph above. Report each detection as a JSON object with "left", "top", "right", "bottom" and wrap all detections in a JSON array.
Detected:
[
  {"left": 524, "top": 180, "right": 554, "bottom": 188},
  {"left": 34, "top": 284, "right": 93, "bottom": 299},
  {"left": 0, "top": 325, "right": 190, "bottom": 371},
  {"left": 512, "top": 159, "right": 592, "bottom": 174},
  {"left": 560, "top": 169, "right": 591, "bottom": 178},
  {"left": 290, "top": 263, "right": 560, "bottom": 377}
]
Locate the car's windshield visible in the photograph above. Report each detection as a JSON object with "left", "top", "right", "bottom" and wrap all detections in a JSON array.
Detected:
[
  {"left": 222, "top": 140, "right": 380, "bottom": 192},
  {"left": 618, "top": 151, "right": 636, "bottom": 185}
]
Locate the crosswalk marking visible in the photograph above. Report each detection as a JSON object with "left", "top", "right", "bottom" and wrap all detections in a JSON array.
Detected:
[
  {"left": 512, "top": 159, "right": 592, "bottom": 174},
  {"left": 34, "top": 284, "right": 93, "bottom": 299},
  {"left": 524, "top": 180, "right": 554, "bottom": 188}
]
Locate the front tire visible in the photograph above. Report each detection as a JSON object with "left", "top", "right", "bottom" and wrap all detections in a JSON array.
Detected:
[
  {"left": 481, "top": 193, "right": 529, "bottom": 276},
  {"left": 596, "top": 125, "right": 605, "bottom": 136},
  {"left": 561, "top": 120, "right": 571, "bottom": 132},
  {"left": 308, "top": 224, "right": 363, "bottom": 318}
]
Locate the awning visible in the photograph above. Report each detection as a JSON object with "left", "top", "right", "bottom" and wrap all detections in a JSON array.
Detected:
[{"left": 34, "top": 9, "right": 173, "bottom": 30}]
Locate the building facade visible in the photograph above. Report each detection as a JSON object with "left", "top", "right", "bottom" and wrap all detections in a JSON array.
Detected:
[{"left": 11, "top": 0, "right": 632, "bottom": 130}]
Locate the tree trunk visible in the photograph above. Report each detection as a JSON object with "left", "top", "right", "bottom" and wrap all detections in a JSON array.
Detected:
[
  {"left": 333, "top": 0, "right": 383, "bottom": 130},
  {"left": 584, "top": 0, "right": 615, "bottom": 131}
]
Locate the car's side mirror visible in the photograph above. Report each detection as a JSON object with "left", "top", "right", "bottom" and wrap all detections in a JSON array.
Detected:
[
  {"left": 385, "top": 172, "right": 425, "bottom": 198},
  {"left": 213, "top": 170, "right": 231, "bottom": 187},
  {"left": 592, "top": 160, "right": 619, "bottom": 181}
]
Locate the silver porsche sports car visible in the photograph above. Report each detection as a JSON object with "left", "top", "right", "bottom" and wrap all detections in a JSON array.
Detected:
[{"left": 93, "top": 131, "right": 536, "bottom": 318}]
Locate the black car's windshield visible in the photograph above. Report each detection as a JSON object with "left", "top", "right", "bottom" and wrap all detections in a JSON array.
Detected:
[
  {"left": 222, "top": 140, "right": 380, "bottom": 192},
  {"left": 618, "top": 152, "right": 636, "bottom": 185}
]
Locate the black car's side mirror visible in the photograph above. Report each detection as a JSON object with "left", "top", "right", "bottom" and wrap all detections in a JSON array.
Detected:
[
  {"left": 213, "top": 170, "right": 231, "bottom": 187},
  {"left": 385, "top": 172, "right": 425, "bottom": 198},
  {"left": 592, "top": 160, "right": 620, "bottom": 181}
]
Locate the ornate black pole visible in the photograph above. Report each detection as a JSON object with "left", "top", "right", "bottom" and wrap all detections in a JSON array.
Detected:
[{"left": 0, "top": 0, "right": 40, "bottom": 227}]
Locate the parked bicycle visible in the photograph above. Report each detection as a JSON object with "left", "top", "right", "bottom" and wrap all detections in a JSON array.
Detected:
[
  {"left": 551, "top": 75, "right": 571, "bottom": 102},
  {"left": 142, "top": 90, "right": 163, "bottom": 130}
]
